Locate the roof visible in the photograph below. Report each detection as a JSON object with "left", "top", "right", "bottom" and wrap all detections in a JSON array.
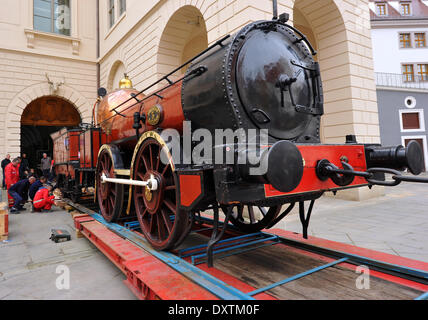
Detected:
[{"left": 369, "top": 0, "right": 428, "bottom": 21}]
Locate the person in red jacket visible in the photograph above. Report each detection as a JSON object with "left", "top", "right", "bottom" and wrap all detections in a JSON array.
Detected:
[
  {"left": 5, "top": 158, "right": 20, "bottom": 188},
  {"left": 33, "top": 184, "right": 56, "bottom": 212},
  {"left": 5, "top": 158, "right": 20, "bottom": 208}
]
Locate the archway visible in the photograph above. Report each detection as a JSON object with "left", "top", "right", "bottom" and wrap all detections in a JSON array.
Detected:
[
  {"left": 293, "top": 0, "right": 350, "bottom": 143},
  {"left": 157, "top": 5, "right": 208, "bottom": 81},
  {"left": 20, "top": 96, "right": 81, "bottom": 171},
  {"left": 107, "top": 60, "right": 126, "bottom": 92}
]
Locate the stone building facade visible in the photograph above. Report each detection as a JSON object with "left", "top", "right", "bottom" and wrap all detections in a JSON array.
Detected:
[{"left": 0, "top": 0, "right": 380, "bottom": 198}]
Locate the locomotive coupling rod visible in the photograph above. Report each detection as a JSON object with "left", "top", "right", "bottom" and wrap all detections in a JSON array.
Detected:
[{"left": 100, "top": 173, "right": 158, "bottom": 191}]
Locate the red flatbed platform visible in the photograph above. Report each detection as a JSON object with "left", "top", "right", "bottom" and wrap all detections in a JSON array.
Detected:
[{"left": 73, "top": 212, "right": 428, "bottom": 300}]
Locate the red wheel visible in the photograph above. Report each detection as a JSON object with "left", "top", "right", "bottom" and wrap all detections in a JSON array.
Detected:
[
  {"left": 133, "top": 138, "right": 188, "bottom": 250},
  {"left": 96, "top": 148, "right": 124, "bottom": 222}
]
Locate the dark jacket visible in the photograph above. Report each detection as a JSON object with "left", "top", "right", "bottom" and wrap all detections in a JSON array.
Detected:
[
  {"left": 29, "top": 180, "right": 43, "bottom": 200},
  {"left": 1, "top": 158, "right": 10, "bottom": 171},
  {"left": 19, "top": 158, "right": 30, "bottom": 178},
  {"left": 9, "top": 179, "right": 31, "bottom": 201}
]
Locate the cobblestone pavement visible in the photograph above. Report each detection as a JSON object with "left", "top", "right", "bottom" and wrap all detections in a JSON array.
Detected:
[{"left": 275, "top": 180, "right": 428, "bottom": 262}]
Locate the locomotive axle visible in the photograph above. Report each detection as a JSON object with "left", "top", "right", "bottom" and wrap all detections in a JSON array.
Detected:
[{"left": 100, "top": 172, "right": 158, "bottom": 191}]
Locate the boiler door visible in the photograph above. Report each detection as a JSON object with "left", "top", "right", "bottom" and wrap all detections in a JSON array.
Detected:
[{"left": 236, "top": 29, "right": 314, "bottom": 140}]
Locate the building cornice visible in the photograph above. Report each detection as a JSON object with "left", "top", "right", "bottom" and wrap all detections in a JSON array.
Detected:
[
  {"left": 377, "top": 86, "right": 428, "bottom": 93},
  {"left": 371, "top": 18, "right": 428, "bottom": 28}
]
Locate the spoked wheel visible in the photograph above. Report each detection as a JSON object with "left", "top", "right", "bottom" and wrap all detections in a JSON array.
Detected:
[
  {"left": 133, "top": 138, "right": 188, "bottom": 250},
  {"left": 96, "top": 149, "right": 124, "bottom": 222},
  {"left": 222, "top": 204, "right": 282, "bottom": 233}
]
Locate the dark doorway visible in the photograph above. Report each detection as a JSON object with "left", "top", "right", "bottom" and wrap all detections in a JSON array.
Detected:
[{"left": 21, "top": 96, "right": 81, "bottom": 173}]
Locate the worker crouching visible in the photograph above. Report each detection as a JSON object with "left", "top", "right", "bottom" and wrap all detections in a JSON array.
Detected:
[{"left": 33, "top": 184, "right": 56, "bottom": 212}]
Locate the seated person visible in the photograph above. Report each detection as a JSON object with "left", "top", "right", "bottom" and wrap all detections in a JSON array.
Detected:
[
  {"left": 33, "top": 184, "right": 56, "bottom": 212},
  {"left": 8, "top": 176, "right": 36, "bottom": 213}
]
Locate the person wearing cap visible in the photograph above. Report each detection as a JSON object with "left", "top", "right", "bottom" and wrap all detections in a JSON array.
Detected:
[
  {"left": 8, "top": 176, "right": 36, "bottom": 213},
  {"left": 33, "top": 183, "right": 56, "bottom": 212}
]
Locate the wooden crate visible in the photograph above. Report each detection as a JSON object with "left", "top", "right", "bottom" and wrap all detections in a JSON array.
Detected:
[
  {"left": 0, "top": 213, "right": 8, "bottom": 240},
  {"left": 0, "top": 202, "right": 7, "bottom": 214}
]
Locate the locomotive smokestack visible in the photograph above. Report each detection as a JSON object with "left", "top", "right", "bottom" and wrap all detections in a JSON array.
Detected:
[{"left": 272, "top": 0, "right": 278, "bottom": 20}]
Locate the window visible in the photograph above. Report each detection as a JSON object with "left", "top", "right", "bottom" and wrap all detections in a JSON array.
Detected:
[
  {"left": 399, "top": 109, "right": 425, "bottom": 132},
  {"left": 402, "top": 113, "right": 421, "bottom": 130},
  {"left": 399, "top": 33, "right": 412, "bottom": 48},
  {"left": 108, "top": 0, "right": 115, "bottom": 28},
  {"left": 418, "top": 64, "right": 428, "bottom": 81},
  {"left": 402, "top": 64, "right": 414, "bottom": 82},
  {"left": 376, "top": 3, "right": 387, "bottom": 16},
  {"left": 400, "top": 2, "right": 412, "bottom": 16},
  {"left": 415, "top": 33, "right": 426, "bottom": 48},
  {"left": 34, "top": 0, "right": 71, "bottom": 36},
  {"left": 119, "top": 0, "right": 126, "bottom": 16}
]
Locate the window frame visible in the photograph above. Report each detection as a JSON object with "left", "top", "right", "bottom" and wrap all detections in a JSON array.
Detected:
[
  {"left": 119, "top": 0, "right": 126, "bottom": 17},
  {"left": 399, "top": 33, "right": 412, "bottom": 48},
  {"left": 33, "top": 0, "right": 72, "bottom": 36},
  {"left": 399, "top": 109, "right": 425, "bottom": 133},
  {"left": 400, "top": 2, "right": 412, "bottom": 16},
  {"left": 417, "top": 64, "right": 428, "bottom": 82},
  {"left": 108, "top": 0, "right": 115, "bottom": 28},
  {"left": 376, "top": 2, "right": 388, "bottom": 16},
  {"left": 414, "top": 33, "right": 427, "bottom": 48},
  {"left": 402, "top": 64, "right": 415, "bottom": 82}
]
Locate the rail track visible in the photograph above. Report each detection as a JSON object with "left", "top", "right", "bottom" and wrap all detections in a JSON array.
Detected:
[{"left": 64, "top": 198, "right": 428, "bottom": 300}]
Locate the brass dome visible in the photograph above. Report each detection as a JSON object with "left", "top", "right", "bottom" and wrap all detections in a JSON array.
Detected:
[{"left": 119, "top": 73, "right": 133, "bottom": 89}]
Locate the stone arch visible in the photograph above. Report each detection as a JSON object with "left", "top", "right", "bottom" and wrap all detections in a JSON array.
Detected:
[
  {"left": 156, "top": 5, "right": 208, "bottom": 82},
  {"left": 292, "top": 0, "right": 379, "bottom": 144},
  {"left": 107, "top": 60, "right": 126, "bottom": 91},
  {"left": 5, "top": 83, "right": 90, "bottom": 157}
]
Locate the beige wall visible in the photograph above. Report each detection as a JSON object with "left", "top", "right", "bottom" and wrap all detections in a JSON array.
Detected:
[
  {"left": 0, "top": 0, "right": 97, "bottom": 158},
  {"left": 0, "top": 0, "right": 380, "bottom": 163},
  {"left": 99, "top": 0, "right": 380, "bottom": 146}
]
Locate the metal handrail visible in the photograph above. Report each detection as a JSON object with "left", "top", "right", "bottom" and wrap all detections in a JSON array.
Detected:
[{"left": 375, "top": 72, "right": 428, "bottom": 90}]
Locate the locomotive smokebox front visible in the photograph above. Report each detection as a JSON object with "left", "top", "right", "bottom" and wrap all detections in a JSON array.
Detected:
[{"left": 182, "top": 20, "right": 323, "bottom": 144}]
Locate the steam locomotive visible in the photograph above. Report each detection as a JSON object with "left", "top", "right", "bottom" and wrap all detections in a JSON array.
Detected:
[{"left": 52, "top": 15, "right": 426, "bottom": 251}]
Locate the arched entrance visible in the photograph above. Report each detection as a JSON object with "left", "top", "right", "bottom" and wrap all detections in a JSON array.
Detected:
[
  {"left": 293, "top": 0, "right": 354, "bottom": 143},
  {"left": 21, "top": 96, "right": 81, "bottom": 171},
  {"left": 157, "top": 5, "right": 208, "bottom": 81}
]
